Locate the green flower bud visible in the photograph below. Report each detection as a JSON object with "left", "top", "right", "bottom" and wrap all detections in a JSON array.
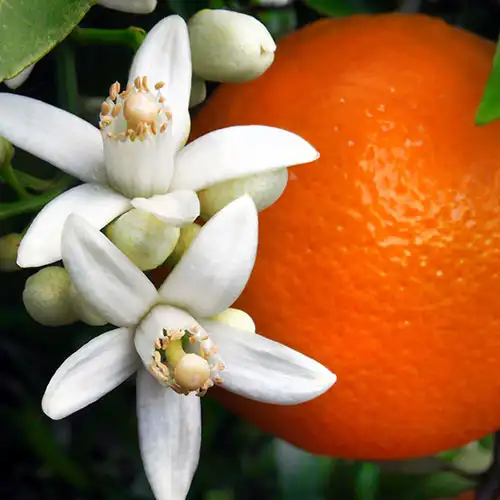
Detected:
[
  {"left": 23, "top": 267, "right": 78, "bottom": 326},
  {"left": 188, "top": 9, "right": 276, "bottom": 83},
  {"left": 168, "top": 223, "right": 202, "bottom": 266},
  {"left": 198, "top": 168, "right": 288, "bottom": 221},
  {"left": 68, "top": 282, "right": 108, "bottom": 326},
  {"left": 211, "top": 308, "right": 256, "bottom": 333},
  {"left": 0, "top": 233, "right": 21, "bottom": 272},
  {"left": 446, "top": 441, "right": 493, "bottom": 475},
  {"left": 106, "top": 209, "right": 180, "bottom": 271},
  {"left": 189, "top": 74, "right": 207, "bottom": 108}
]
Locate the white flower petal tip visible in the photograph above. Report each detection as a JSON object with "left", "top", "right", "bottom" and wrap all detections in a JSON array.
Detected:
[
  {"left": 61, "top": 214, "right": 159, "bottom": 327},
  {"left": 128, "top": 15, "right": 192, "bottom": 150},
  {"left": 4, "top": 64, "right": 35, "bottom": 89},
  {"left": 131, "top": 190, "right": 200, "bottom": 226},
  {"left": 137, "top": 369, "right": 201, "bottom": 500},
  {"left": 188, "top": 9, "right": 276, "bottom": 83},
  {"left": 42, "top": 328, "right": 138, "bottom": 420},
  {"left": 201, "top": 320, "right": 337, "bottom": 405},
  {"left": 172, "top": 126, "right": 320, "bottom": 192},
  {"left": 16, "top": 184, "right": 130, "bottom": 268},
  {"left": 98, "top": 0, "right": 157, "bottom": 14},
  {"left": 159, "top": 195, "right": 258, "bottom": 318},
  {"left": 0, "top": 94, "right": 106, "bottom": 184}
]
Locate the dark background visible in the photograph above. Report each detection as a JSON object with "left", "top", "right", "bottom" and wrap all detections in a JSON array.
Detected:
[{"left": 2, "top": 1, "right": 500, "bottom": 499}]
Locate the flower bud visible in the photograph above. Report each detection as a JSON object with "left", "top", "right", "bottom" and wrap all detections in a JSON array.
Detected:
[
  {"left": 188, "top": 9, "right": 276, "bottom": 83},
  {"left": 189, "top": 74, "right": 207, "bottom": 108},
  {"left": 439, "top": 441, "right": 493, "bottom": 475},
  {"left": 68, "top": 282, "right": 108, "bottom": 326},
  {"left": 198, "top": 168, "right": 288, "bottom": 221},
  {"left": 106, "top": 209, "right": 180, "bottom": 271},
  {"left": 0, "top": 233, "right": 21, "bottom": 272},
  {"left": 211, "top": 308, "right": 256, "bottom": 333},
  {"left": 23, "top": 267, "right": 78, "bottom": 326},
  {"left": 168, "top": 223, "right": 202, "bottom": 265},
  {"left": 0, "top": 136, "right": 14, "bottom": 167}
]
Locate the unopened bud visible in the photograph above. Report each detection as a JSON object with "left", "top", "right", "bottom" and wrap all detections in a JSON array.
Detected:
[
  {"left": 439, "top": 441, "right": 493, "bottom": 475},
  {"left": 106, "top": 209, "right": 180, "bottom": 271},
  {"left": 23, "top": 267, "right": 78, "bottom": 326},
  {"left": 211, "top": 308, "right": 256, "bottom": 333},
  {"left": 199, "top": 168, "right": 288, "bottom": 221},
  {"left": 0, "top": 233, "right": 21, "bottom": 272},
  {"left": 189, "top": 74, "right": 207, "bottom": 108},
  {"left": 168, "top": 223, "right": 202, "bottom": 265},
  {"left": 188, "top": 9, "right": 276, "bottom": 83},
  {"left": 68, "top": 282, "right": 108, "bottom": 326}
]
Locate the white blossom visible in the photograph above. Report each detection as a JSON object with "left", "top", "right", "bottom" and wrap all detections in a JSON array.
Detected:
[
  {"left": 42, "top": 196, "right": 336, "bottom": 500},
  {"left": 0, "top": 15, "right": 318, "bottom": 269}
]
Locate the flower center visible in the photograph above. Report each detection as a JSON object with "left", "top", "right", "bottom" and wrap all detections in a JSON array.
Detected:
[
  {"left": 99, "top": 77, "right": 172, "bottom": 141},
  {"left": 148, "top": 325, "right": 224, "bottom": 396}
]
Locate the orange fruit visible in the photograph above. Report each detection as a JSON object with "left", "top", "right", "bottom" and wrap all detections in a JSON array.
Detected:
[{"left": 190, "top": 13, "right": 500, "bottom": 459}]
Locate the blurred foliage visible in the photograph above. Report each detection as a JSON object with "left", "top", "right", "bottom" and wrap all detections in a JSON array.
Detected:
[{"left": 2, "top": 0, "right": 500, "bottom": 499}]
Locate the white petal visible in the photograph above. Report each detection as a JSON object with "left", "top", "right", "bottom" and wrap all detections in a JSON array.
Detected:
[
  {"left": 98, "top": 0, "right": 157, "bottom": 13},
  {"left": 17, "top": 184, "right": 131, "bottom": 268},
  {"left": 200, "top": 320, "right": 337, "bottom": 404},
  {"left": 131, "top": 190, "right": 200, "bottom": 226},
  {"left": 5, "top": 63, "right": 35, "bottom": 89},
  {"left": 103, "top": 122, "right": 175, "bottom": 198},
  {"left": 158, "top": 196, "right": 258, "bottom": 317},
  {"left": 137, "top": 369, "right": 200, "bottom": 500},
  {"left": 42, "top": 327, "right": 138, "bottom": 420},
  {"left": 128, "top": 15, "right": 192, "bottom": 149},
  {"left": 135, "top": 305, "right": 199, "bottom": 369},
  {"left": 62, "top": 214, "right": 159, "bottom": 327},
  {"left": 171, "top": 126, "right": 319, "bottom": 191},
  {"left": 0, "top": 94, "right": 105, "bottom": 184}
]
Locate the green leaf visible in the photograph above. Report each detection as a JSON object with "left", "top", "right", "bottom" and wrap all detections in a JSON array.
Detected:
[
  {"left": 257, "top": 8, "right": 298, "bottom": 40},
  {"left": 15, "top": 404, "right": 89, "bottom": 488},
  {"left": 476, "top": 38, "right": 500, "bottom": 125},
  {"left": 420, "top": 471, "right": 476, "bottom": 499},
  {"left": 355, "top": 462, "right": 381, "bottom": 500},
  {"left": 168, "top": 0, "right": 209, "bottom": 19},
  {"left": 0, "top": 0, "right": 95, "bottom": 82},
  {"left": 304, "top": 0, "right": 361, "bottom": 16}
]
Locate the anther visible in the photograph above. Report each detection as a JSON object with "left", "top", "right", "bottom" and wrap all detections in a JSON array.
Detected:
[
  {"left": 120, "top": 83, "right": 133, "bottom": 98},
  {"left": 155, "top": 81, "right": 165, "bottom": 90},
  {"left": 142, "top": 76, "right": 149, "bottom": 92},
  {"left": 134, "top": 76, "right": 142, "bottom": 90},
  {"left": 109, "top": 82, "right": 120, "bottom": 100},
  {"left": 101, "top": 102, "right": 111, "bottom": 116},
  {"left": 160, "top": 123, "right": 167, "bottom": 133}
]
